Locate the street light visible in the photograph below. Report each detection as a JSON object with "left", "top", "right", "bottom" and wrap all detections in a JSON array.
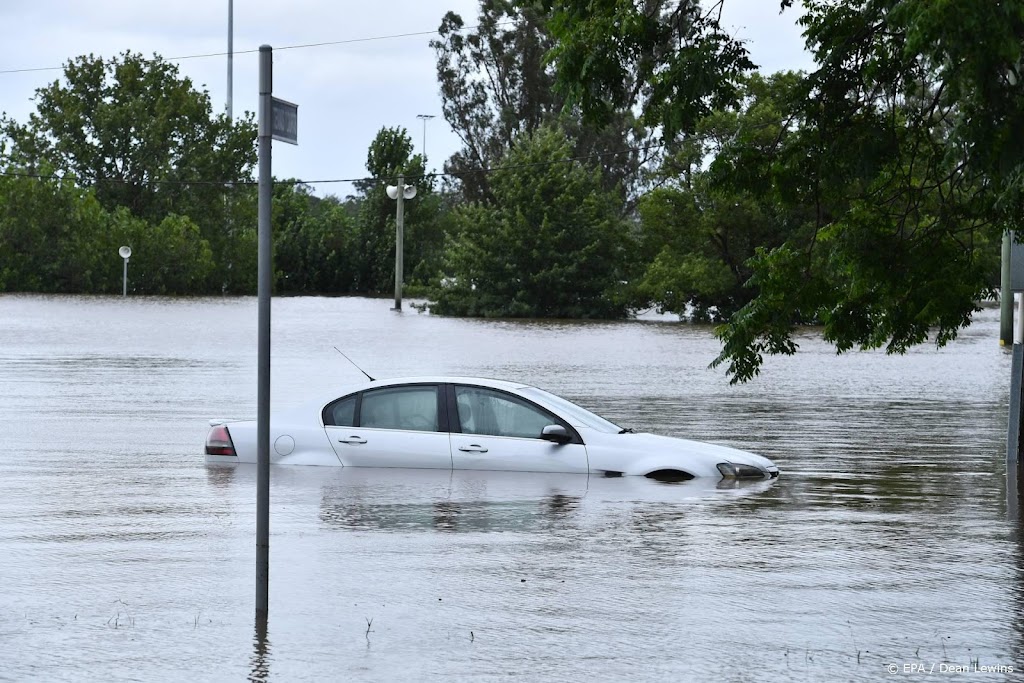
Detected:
[
  {"left": 118, "top": 245, "right": 132, "bottom": 296},
  {"left": 416, "top": 114, "right": 435, "bottom": 160},
  {"left": 386, "top": 175, "right": 417, "bottom": 311}
]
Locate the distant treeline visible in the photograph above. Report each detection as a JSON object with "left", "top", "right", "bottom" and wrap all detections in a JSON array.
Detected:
[{"left": 1, "top": 1, "right": 1010, "bottom": 382}]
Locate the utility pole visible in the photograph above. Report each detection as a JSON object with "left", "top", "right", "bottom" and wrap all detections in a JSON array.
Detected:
[
  {"left": 416, "top": 114, "right": 435, "bottom": 160},
  {"left": 1003, "top": 231, "right": 1014, "bottom": 345},
  {"left": 387, "top": 177, "right": 417, "bottom": 311},
  {"left": 227, "top": 0, "right": 234, "bottom": 121},
  {"left": 256, "top": 44, "right": 272, "bottom": 620}
]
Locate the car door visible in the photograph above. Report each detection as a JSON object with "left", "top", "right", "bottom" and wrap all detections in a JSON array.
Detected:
[
  {"left": 324, "top": 384, "right": 453, "bottom": 469},
  {"left": 449, "top": 384, "right": 589, "bottom": 473}
]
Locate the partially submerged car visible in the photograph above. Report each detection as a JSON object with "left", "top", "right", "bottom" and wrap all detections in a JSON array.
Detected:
[{"left": 205, "top": 377, "right": 779, "bottom": 481}]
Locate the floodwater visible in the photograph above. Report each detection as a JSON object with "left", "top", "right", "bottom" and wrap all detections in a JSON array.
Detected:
[{"left": 0, "top": 294, "right": 1020, "bottom": 681}]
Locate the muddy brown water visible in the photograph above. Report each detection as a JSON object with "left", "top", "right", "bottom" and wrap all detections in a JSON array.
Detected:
[{"left": 0, "top": 294, "right": 1019, "bottom": 681}]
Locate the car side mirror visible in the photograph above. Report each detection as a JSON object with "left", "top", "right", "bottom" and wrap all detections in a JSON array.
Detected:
[{"left": 541, "top": 424, "right": 572, "bottom": 444}]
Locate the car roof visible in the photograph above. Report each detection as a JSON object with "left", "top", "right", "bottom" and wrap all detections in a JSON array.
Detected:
[
  {"left": 305, "top": 376, "right": 538, "bottom": 409},
  {"left": 337, "top": 376, "right": 535, "bottom": 394}
]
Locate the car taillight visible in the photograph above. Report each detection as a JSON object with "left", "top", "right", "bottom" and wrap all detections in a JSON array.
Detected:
[{"left": 206, "top": 424, "right": 236, "bottom": 456}]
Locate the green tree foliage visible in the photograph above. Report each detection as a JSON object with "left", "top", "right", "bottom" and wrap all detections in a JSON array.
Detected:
[
  {"left": 631, "top": 72, "right": 808, "bottom": 322},
  {"left": 0, "top": 159, "right": 219, "bottom": 294},
  {"left": 273, "top": 182, "right": 357, "bottom": 294},
  {"left": 433, "top": 1, "right": 646, "bottom": 204},
  {"left": 535, "top": 0, "right": 754, "bottom": 138},
  {"left": 538, "top": 0, "right": 1008, "bottom": 381},
  {"left": 0, "top": 166, "right": 110, "bottom": 292},
  {"left": 2, "top": 51, "right": 257, "bottom": 293},
  {"left": 429, "top": 126, "right": 631, "bottom": 318},
  {"left": 709, "top": 0, "right": 1006, "bottom": 381},
  {"left": 352, "top": 127, "right": 443, "bottom": 293},
  {"left": 107, "top": 210, "right": 215, "bottom": 294}
]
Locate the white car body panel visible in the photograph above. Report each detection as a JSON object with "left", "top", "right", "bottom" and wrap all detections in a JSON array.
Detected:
[
  {"left": 326, "top": 426, "right": 453, "bottom": 469},
  {"left": 582, "top": 431, "right": 777, "bottom": 477},
  {"left": 205, "top": 376, "right": 780, "bottom": 479},
  {"left": 222, "top": 422, "right": 340, "bottom": 466},
  {"left": 450, "top": 433, "right": 589, "bottom": 473}
]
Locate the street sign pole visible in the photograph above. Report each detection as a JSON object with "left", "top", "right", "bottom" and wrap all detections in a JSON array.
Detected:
[
  {"left": 256, "top": 44, "right": 272, "bottom": 621},
  {"left": 254, "top": 44, "right": 298, "bottom": 622}
]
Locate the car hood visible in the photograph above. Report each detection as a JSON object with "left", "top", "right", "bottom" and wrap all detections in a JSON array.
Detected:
[{"left": 584, "top": 431, "right": 777, "bottom": 476}]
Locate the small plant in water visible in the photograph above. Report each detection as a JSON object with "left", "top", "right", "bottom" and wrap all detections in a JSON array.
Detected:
[{"left": 107, "top": 599, "right": 134, "bottom": 629}]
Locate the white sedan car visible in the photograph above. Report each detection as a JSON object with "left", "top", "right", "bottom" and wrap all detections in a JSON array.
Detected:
[{"left": 205, "top": 377, "right": 779, "bottom": 481}]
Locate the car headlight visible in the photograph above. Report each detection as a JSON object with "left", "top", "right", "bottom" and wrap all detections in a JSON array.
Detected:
[{"left": 717, "top": 462, "right": 767, "bottom": 479}]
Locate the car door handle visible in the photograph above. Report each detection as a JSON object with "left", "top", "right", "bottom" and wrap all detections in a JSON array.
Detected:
[
  {"left": 458, "top": 444, "right": 488, "bottom": 453},
  {"left": 339, "top": 436, "right": 367, "bottom": 445}
]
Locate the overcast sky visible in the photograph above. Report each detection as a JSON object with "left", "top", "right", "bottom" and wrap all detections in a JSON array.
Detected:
[{"left": 0, "top": 1, "right": 814, "bottom": 197}]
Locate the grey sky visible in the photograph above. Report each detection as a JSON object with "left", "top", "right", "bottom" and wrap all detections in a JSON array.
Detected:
[{"left": 0, "top": 1, "right": 813, "bottom": 197}]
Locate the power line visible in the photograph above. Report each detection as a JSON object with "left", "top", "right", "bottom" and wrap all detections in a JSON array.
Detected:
[
  {"left": 0, "top": 23, "right": 511, "bottom": 76},
  {"left": 0, "top": 117, "right": 795, "bottom": 187}
]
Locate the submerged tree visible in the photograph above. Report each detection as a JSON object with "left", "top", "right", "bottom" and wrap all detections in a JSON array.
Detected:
[
  {"left": 631, "top": 72, "right": 809, "bottom": 322},
  {"left": 2, "top": 51, "right": 257, "bottom": 292},
  {"left": 429, "top": 126, "right": 631, "bottom": 318}
]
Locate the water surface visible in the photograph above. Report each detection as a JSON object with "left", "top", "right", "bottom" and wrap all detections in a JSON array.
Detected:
[{"left": 0, "top": 294, "right": 1018, "bottom": 681}]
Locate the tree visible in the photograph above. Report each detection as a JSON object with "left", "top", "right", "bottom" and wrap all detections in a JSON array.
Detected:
[
  {"left": 534, "top": 0, "right": 754, "bottom": 138},
  {"left": 709, "top": 0, "right": 1007, "bottom": 381},
  {"left": 273, "top": 182, "right": 358, "bottom": 294},
  {"left": 2, "top": 51, "right": 257, "bottom": 292},
  {"left": 429, "top": 126, "right": 631, "bottom": 318},
  {"left": 0, "top": 163, "right": 110, "bottom": 293},
  {"left": 0, "top": 157, "right": 218, "bottom": 295},
  {"left": 352, "top": 127, "right": 442, "bottom": 293},
  {"left": 630, "top": 72, "right": 808, "bottom": 322},
  {"left": 433, "top": 1, "right": 646, "bottom": 205},
  {"left": 536, "top": 0, "right": 1010, "bottom": 381},
  {"left": 106, "top": 210, "right": 215, "bottom": 294}
]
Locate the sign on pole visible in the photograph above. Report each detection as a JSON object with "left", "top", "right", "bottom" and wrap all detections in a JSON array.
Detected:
[
  {"left": 255, "top": 45, "right": 299, "bottom": 621},
  {"left": 271, "top": 97, "right": 298, "bottom": 145}
]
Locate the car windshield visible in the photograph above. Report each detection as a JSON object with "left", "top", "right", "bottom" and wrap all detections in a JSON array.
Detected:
[{"left": 519, "top": 388, "right": 622, "bottom": 434}]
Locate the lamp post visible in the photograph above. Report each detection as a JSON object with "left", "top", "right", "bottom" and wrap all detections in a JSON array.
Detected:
[
  {"left": 118, "top": 246, "right": 132, "bottom": 296},
  {"left": 386, "top": 175, "right": 417, "bottom": 311},
  {"left": 227, "top": 0, "right": 233, "bottom": 121},
  {"left": 416, "top": 114, "right": 435, "bottom": 160}
]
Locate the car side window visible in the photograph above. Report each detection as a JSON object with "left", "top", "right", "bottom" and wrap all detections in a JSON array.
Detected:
[
  {"left": 323, "top": 395, "right": 357, "bottom": 427},
  {"left": 360, "top": 386, "right": 439, "bottom": 432},
  {"left": 455, "top": 386, "right": 556, "bottom": 439}
]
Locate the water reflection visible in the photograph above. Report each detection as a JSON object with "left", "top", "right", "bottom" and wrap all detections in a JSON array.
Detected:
[
  {"left": 320, "top": 496, "right": 584, "bottom": 533},
  {"left": 310, "top": 468, "right": 778, "bottom": 533},
  {"left": 248, "top": 616, "right": 271, "bottom": 683}
]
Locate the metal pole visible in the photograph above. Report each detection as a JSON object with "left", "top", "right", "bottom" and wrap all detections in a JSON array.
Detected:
[
  {"left": 256, "top": 44, "right": 272, "bottom": 620},
  {"left": 394, "top": 174, "right": 404, "bottom": 311},
  {"left": 122, "top": 259, "right": 128, "bottom": 297},
  {"left": 1002, "top": 231, "right": 1013, "bottom": 345},
  {"left": 416, "top": 114, "right": 434, "bottom": 160},
  {"left": 227, "top": 0, "right": 234, "bottom": 121},
  {"left": 1009, "top": 292, "right": 1024, "bottom": 469}
]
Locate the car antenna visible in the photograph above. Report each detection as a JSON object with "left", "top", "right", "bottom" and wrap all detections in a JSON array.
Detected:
[{"left": 333, "top": 347, "right": 375, "bottom": 381}]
